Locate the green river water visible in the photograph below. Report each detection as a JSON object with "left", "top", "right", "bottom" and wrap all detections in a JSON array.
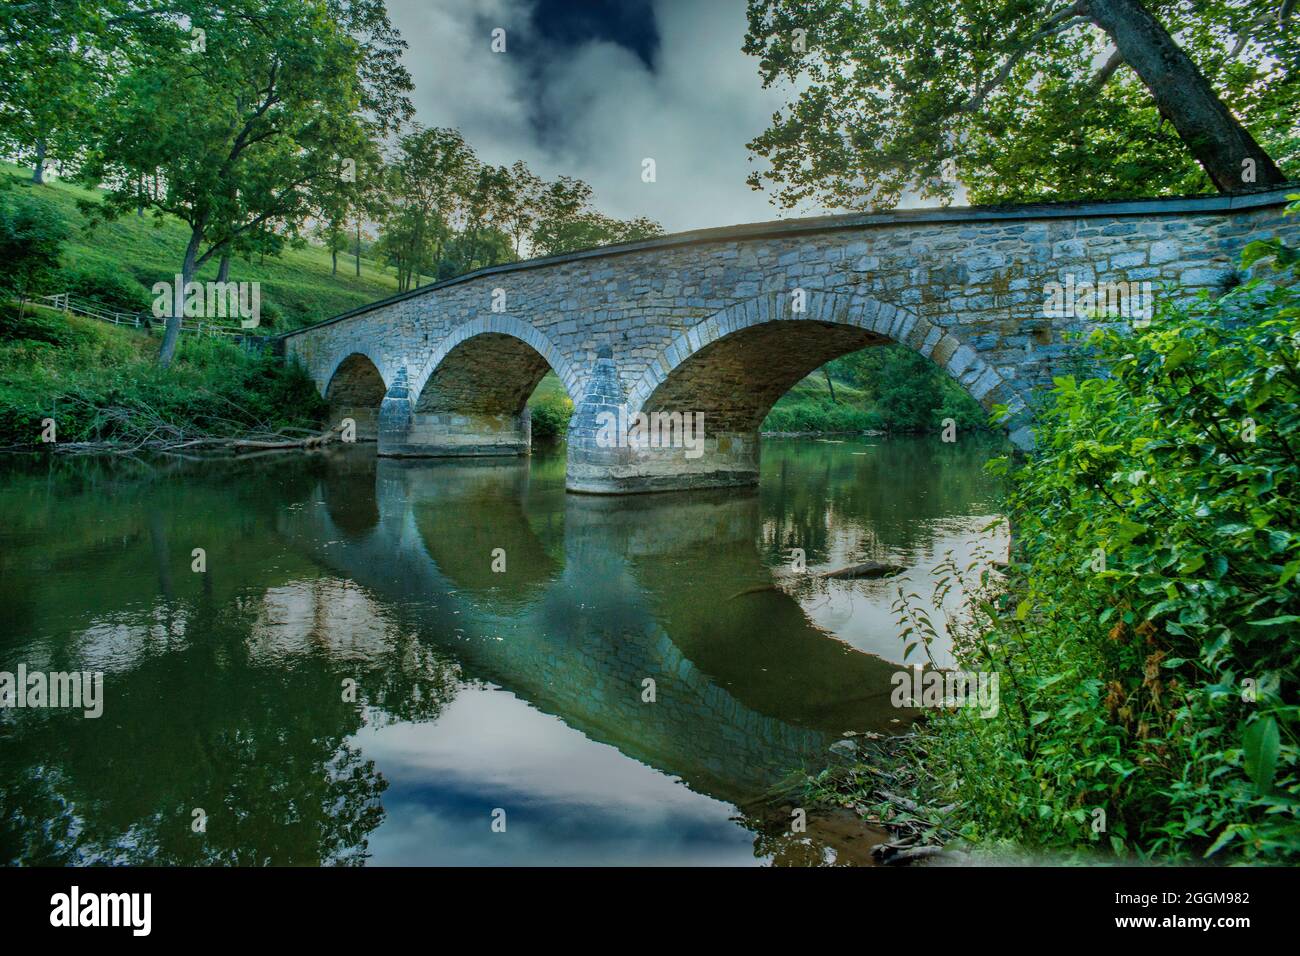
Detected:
[{"left": 0, "top": 436, "right": 1006, "bottom": 866}]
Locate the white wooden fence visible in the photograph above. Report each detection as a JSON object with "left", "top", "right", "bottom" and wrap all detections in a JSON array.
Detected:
[{"left": 35, "top": 293, "right": 248, "bottom": 338}]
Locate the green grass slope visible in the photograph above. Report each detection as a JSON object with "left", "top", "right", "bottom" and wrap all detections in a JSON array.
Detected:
[{"left": 3, "top": 163, "right": 397, "bottom": 331}]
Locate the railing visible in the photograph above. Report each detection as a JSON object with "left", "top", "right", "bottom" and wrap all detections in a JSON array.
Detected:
[{"left": 35, "top": 293, "right": 249, "bottom": 338}]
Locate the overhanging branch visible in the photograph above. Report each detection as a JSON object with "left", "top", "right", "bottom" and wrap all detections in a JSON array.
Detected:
[{"left": 961, "top": 6, "right": 1090, "bottom": 112}]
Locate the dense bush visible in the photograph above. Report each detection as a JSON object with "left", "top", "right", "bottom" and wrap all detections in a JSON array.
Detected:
[
  {"left": 903, "top": 212, "right": 1300, "bottom": 862},
  {"left": 0, "top": 303, "right": 95, "bottom": 349},
  {"left": 529, "top": 389, "right": 573, "bottom": 440},
  {"left": 826, "top": 344, "right": 989, "bottom": 433},
  {"left": 57, "top": 261, "right": 152, "bottom": 314},
  {"left": 0, "top": 307, "right": 325, "bottom": 447},
  {"left": 0, "top": 190, "right": 68, "bottom": 302}
]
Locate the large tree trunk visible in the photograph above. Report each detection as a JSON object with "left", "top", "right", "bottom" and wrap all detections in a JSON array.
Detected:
[
  {"left": 1084, "top": 0, "right": 1286, "bottom": 192},
  {"left": 31, "top": 137, "right": 45, "bottom": 184},
  {"left": 216, "top": 254, "right": 231, "bottom": 283},
  {"left": 159, "top": 230, "right": 202, "bottom": 368}
]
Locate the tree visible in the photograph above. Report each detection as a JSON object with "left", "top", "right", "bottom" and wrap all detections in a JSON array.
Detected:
[
  {"left": 77, "top": 0, "right": 412, "bottom": 365},
  {"left": 0, "top": 0, "right": 126, "bottom": 184},
  {"left": 376, "top": 202, "right": 439, "bottom": 292},
  {"left": 309, "top": 138, "right": 383, "bottom": 276},
  {"left": 744, "top": 0, "right": 1295, "bottom": 209},
  {"left": 828, "top": 345, "right": 987, "bottom": 432},
  {"left": 454, "top": 163, "right": 516, "bottom": 274},
  {"left": 500, "top": 160, "right": 543, "bottom": 258},
  {"left": 376, "top": 127, "right": 475, "bottom": 292},
  {"left": 530, "top": 176, "right": 662, "bottom": 256},
  {"left": 437, "top": 228, "right": 515, "bottom": 280}
]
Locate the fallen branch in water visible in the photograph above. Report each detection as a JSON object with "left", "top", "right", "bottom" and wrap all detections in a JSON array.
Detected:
[
  {"left": 871, "top": 843, "right": 956, "bottom": 865},
  {"left": 50, "top": 424, "right": 345, "bottom": 455},
  {"left": 0, "top": 393, "right": 344, "bottom": 457},
  {"left": 808, "top": 728, "right": 967, "bottom": 864},
  {"left": 729, "top": 560, "right": 906, "bottom": 599},
  {"left": 226, "top": 427, "right": 344, "bottom": 452}
]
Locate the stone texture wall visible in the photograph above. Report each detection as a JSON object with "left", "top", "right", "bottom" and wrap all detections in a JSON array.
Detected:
[{"left": 282, "top": 190, "right": 1299, "bottom": 491}]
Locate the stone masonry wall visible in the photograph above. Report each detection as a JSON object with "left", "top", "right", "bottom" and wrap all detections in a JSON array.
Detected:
[{"left": 282, "top": 190, "right": 1299, "bottom": 490}]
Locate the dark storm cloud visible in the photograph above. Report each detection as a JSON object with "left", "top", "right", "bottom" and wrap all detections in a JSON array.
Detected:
[{"left": 527, "top": 0, "right": 659, "bottom": 70}]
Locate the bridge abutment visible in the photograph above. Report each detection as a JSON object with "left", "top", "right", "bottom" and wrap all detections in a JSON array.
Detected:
[
  {"left": 567, "top": 427, "right": 761, "bottom": 494},
  {"left": 564, "top": 352, "right": 760, "bottom": 493}
]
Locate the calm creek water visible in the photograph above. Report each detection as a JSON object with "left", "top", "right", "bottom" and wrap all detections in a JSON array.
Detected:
[{"left": 0, "top": 436, "right": 1006, "bottom": 866}]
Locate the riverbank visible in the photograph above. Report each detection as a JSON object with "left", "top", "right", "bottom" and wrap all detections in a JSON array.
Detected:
[
  {"left": 797, "top": 237, "right": 1300, "bottom": 865},
  {"left": 0, "top": 303, "right": 327, "bottom": 450}
]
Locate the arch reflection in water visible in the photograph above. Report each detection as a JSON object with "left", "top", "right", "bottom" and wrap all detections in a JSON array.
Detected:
[{"left": 0, "top": 436, "right": 1005, "bottom": 865}]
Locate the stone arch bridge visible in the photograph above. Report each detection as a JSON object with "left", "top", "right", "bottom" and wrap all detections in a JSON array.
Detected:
[{"left": 281, "top": 189, "right": 1296, "bottom": 494}]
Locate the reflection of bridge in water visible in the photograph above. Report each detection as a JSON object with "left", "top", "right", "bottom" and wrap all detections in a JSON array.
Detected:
[{"left": 284, "top": 452, "right": 907, "bottom": 806}]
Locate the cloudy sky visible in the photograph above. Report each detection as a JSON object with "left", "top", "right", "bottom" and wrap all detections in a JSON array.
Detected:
[{"left": 384, "top": 0, "right": 816, "bottom": 234}]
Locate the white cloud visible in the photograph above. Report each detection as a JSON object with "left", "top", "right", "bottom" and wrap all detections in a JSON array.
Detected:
[{"left": 386, "top": 0, "right": 817, "bottom": 233}]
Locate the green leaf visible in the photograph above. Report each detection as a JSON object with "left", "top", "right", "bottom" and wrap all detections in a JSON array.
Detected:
[
  {"left": 1203, "top": 826, "right": 1240, "bottom": 857},
  {"left": 1278, "top": 559, "right": 1300, "bottom": 586},
  {"left": 1243, "top": 717, "right": 1280, "bottom": 796}
]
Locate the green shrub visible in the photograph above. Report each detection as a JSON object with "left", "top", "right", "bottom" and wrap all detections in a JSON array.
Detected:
[
  {"left": 0, "top": 308, "right": 326, "bottom": 447},
  {"left": 0, "top": 304, "right": 91, "bottom": 348},
  {"left": 829, "top": 344, "right": 990, "bottom": 432},
  {"left": 763, "top": 397, "right": 880, "bottom": 432},
  {"left": 530, "top": 390, "right": 573, "bottom": 440},
  {"left": 904, "top": 207, "right": 1300, "bottom": 862},
  {"left": 0, "top": 190, "right": 68, "bottom": 302}
]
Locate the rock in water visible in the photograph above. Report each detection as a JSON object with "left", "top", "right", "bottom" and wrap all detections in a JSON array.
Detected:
[{"left": 828, "top": 739, "right": 859, "bottom": 760}]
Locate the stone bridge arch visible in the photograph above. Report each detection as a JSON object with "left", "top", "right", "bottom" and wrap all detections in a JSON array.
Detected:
[
  {"left": 323, "top": 351, "right": 388, "bottom": 441},
  {"left": 568, "top": 291, "right": 1025, "bottom": 493},
  {"left": 410, "top": 316, "right": 582, "bottom": 407},
  {"left": 631, "top": 287, "right": 1024, "bottom": 429},
  {"left": 379, "top": 317, "right": 579, "bottom": 458}
]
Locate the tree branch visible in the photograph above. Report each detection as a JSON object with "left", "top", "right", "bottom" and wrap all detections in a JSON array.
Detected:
[
  {"left": 962, "top": 7, "right": 1091, "bottom": 112},
  {"left": 1228, "top": 9, "right": 1273, "bottom": 59},
  {"left": 1089, "top": 46, "right": 1125, "bottom": 91}
]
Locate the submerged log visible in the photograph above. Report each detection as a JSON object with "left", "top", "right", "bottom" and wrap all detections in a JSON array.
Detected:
[
  {"left": 871, "top": 843, "right": 950, "bottom": 866},
  {"left": 728, "top": 559, "right": 906, "bottom": 599},
  {"left": 820, "top": 561, "right": 905, "bottom": 580}
]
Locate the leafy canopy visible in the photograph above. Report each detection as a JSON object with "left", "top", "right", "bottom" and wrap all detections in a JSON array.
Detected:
[{"left": 744, "top": 0, "right": 1300, "bottom": 208}]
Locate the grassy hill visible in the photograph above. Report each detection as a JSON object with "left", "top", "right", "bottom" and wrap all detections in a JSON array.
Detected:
[
  {"left": 763, "top": 372, "right": 878, "bottom": 433},
  {"left": 2, "top": 163, "right": 397, "bottom": 331}
]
